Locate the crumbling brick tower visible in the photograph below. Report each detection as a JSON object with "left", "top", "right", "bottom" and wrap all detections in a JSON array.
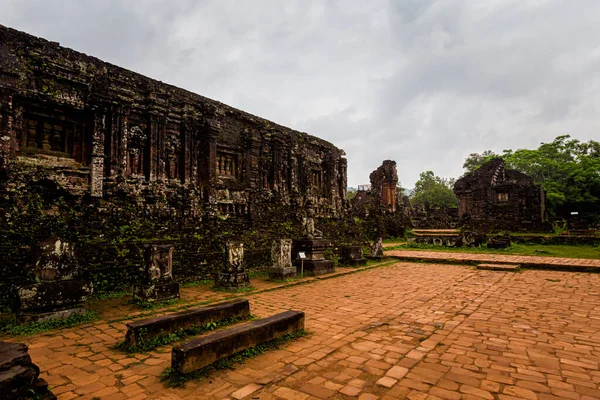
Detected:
[{"left": 369, "top": 160, "right": 398, "bottom": 212}]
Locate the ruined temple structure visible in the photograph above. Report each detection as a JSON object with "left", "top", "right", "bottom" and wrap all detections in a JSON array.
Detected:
[
  {"left": 352, "top": 160, "right": 399, "bottom": 217},
  {"left": 0, "top": 25, "right": 347, "bottom": 219},
  {"left": 409, "top": 202, "right": 459, "bottom": 229},
  {"left": 454, "top": 158, "right": 549, "bottom": 232},
  {"left": 351, "top": 160, "right": 408, "bottom": 238}
]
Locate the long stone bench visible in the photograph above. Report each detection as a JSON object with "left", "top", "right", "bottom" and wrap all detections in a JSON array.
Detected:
[
  {"left": 125, "top": 298, "right": 250, "bottom": 347},
  {"left": 172, "top": 310, "right": 305, "bottom": 373}
]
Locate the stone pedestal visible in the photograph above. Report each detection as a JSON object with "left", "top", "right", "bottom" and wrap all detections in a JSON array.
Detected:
[
  {"left": 15, "top": 236, "right": 92, "bottom": 323},
  {"left": 215, "top": 241, "right": 250, "bottom": 289},
  {"left": 132, "top": 282, "right": 180, "bottom": 302},
  {"left": 292, "top": 239, "right": 335, "bottom": 276},
  {"left": 339, "top": 245, "right": 367, "bottom": 266},
  {"left": 133, "top": 244, "right": 180, "bottom": 302},
  {"left": 269, "top": 239, "right": 296, "bottom": 280},
  {"left": 0, "top": 341, "right": 56, "bottom": 400}
]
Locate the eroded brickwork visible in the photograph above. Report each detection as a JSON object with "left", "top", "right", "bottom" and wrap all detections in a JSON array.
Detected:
[
  {"left": 0, "top": 25, "right": 347, "bottom": 218},
  {"left": 0, "top": 25, "right": 349, "bottom": 304},
  {"left": 454, "top": 158, "right": 549, "bottom": 232}
]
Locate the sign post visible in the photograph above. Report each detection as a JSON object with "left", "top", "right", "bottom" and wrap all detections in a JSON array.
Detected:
[{"left": 298, "top": 252, "right": 306, "bottom": 278}]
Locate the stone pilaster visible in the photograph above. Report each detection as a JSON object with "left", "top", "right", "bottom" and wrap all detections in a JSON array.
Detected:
[
  {"left": 0, "top": 93, "right": 13, "bottom": 169},
  {"left": 148, "top": 112, "right": 159, "bottom": 182},
  {"left": 90, "top": 109, "right": 106, "bottom": 197},
  {"left": 119, "top": 108, "right": 129, "bottom": 176},
  {"left": 338, "top": 155, "right": 348, "bottom": 205}
]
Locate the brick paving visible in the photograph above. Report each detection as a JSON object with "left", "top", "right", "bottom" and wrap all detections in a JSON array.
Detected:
[
  {"left": 387, "top": 250, "right": 600, "bottom": 271},
  {"left": 4, "top": 260, "right": 600, "bottom": 399}
]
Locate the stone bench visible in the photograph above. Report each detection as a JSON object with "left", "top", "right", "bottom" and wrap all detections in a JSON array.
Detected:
[
  {"left": 125, "top": 298, "right": 250, "bottom": 347},
  {"left": 172, "top": 310, "right": 305, "bottom": 373}
]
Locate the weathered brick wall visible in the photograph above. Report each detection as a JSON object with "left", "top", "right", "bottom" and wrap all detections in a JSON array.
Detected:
[
  {"left": 454, "top": 159, "right": 551, "bottom": 233},
  {"left": 0, "top": 25, "right": 366, "bottom": 309}
]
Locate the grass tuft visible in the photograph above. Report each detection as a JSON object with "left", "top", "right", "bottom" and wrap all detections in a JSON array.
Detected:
[{"left": 0, "top": 311, "right": 98, "bottom": 336}]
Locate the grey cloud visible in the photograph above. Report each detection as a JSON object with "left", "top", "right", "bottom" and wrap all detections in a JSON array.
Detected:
[{"left": 1, "top": 0, "right": 599, "bottom": 187}]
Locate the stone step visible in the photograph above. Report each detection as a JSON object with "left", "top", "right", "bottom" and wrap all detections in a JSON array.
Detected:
[
  {"left": 477, "top": 263, "right": 520, "bottom": 271},
  {"left": 413, "top": 229, "right": 460, "bottom": 234},
  {"left": 172, "top": 310, "right": 305, "bottom": 374},
  {"left": 412, "top": 233, "right": 460, "bottom": 237},
  {"left": 125, "top": 298, "right": 250, "bottom": 347}
]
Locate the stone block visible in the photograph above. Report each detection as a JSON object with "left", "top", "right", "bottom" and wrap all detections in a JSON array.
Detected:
[
  {"left": 295, "top": 260, "right": 334, "bottom": 276},
  {"left": 216, "top": 241, "right": 250, "bottom": 289},
  {"left": 172, "top": 310, "right": 305, "bottom": 374},
  {"left": 143, "top": 243, "right": 174, "bottom": 283},
  {"left": 16, "top": 279, "right": 92, "bottom": 323},
  {"left": 132, "top": 282, "right": 180, "bottom": 302},
  {"left": 133, "top": 243, "right": 180, "bottom": 301},
  {"left": 338, "top": 245, "right": 367, "bottom": 266},
  {"left": 125, "top": 298, "right": 250, "bottom": 347},
  {"left": 0, "top": 341, "right": 56, "bottom": 400},
  {"left": 269, "top": 266, "right": 297, "bottom": 280},
  {"left": 269, "top": 239, "right": 296, "bottom": 280},
  {"left": 487, "top": 235, "right": 511, "bottom": 249}
]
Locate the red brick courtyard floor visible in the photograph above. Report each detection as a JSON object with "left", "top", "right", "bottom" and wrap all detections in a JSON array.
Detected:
[{"left": 3, "top": 256, "right": 600, "bottom": 400}]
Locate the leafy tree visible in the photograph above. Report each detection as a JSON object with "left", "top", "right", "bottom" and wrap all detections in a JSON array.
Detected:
[
  {"left": 347, "top": 187, "right": 358, "bottom": 200},
  {"left": 462, "top": 150, "right": 499, "bottom": 174},
  {"left": 410, "top": 171, "right": 458, "bottom": 208}
]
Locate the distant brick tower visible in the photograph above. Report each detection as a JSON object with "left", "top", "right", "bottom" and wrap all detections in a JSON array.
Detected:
[{"left": 369, "top": 160, "right": 398, "bottom": 212}]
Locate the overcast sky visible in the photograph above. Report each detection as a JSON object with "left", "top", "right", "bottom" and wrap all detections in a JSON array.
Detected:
[{"left": 2, "top": 0, "right": 599, "bottom": 187}]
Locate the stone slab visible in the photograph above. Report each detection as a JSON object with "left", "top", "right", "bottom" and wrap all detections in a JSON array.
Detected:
[
  {"left": 339, "top": 258, "right": 368, "bottom": 267},
  {"left": 18, "top": 307, "right": 87, "bottom": 324},
  {"left": 132, "top": 282, "right": 180, "bottom": 302},
  {"left": 172, "top": 310, "right": 305, "bottom": 374},
  {"left": 477, "top": 263, "right": 520, "bottom": 271},
  {"left": 269, "top": 266, "right": 297, "bottom": 281},
  {"left": 294, "top": 260, "right": 334, "bottom": 276},
  {"left": 125, "top": 298, "right": 250, "bottom": 347},
  {"left": 16, "top": 279, "right": 92, "bottom": 313}
]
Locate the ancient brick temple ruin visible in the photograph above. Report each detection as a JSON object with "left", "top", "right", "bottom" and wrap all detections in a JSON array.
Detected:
[
  {"left": 0, "top": 25, "right": 347, "bottom": 218},
  {"left": 351, "top": 160, "right": 408, "bottom": 238},
  {"left": 352, "top": 160, "right": 399, "bottom": 215},
  {"left": 453, "top": 158, "right": 549, "bottom": 232},
  {"left": 0, "top": 25, "right": 350, "bottom": 306}
]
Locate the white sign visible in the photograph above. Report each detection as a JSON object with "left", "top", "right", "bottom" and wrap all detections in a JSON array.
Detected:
[
  {"left": 298, "top": 252, "right": 306, "bottom": 259},
  {"left": 571, "top": 212, "right": 579, "bottom": 215}
]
